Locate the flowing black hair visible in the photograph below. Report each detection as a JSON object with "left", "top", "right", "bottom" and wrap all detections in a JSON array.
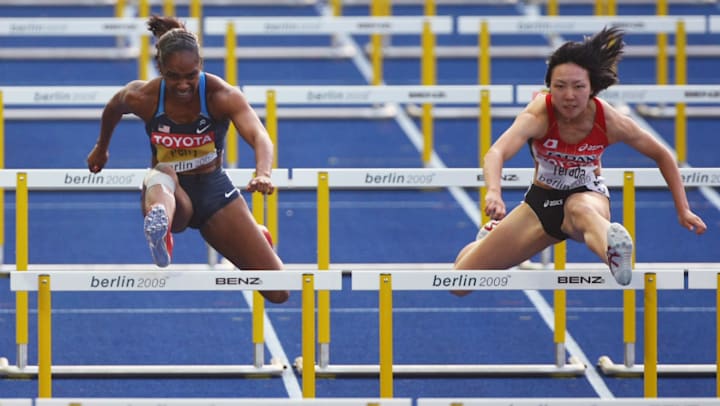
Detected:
[
  {"left": 147, "top": 15, "right": 200, "bottom": 68},
  {"left": 544, "top": 27, "right": 625, "bottom": 97}
]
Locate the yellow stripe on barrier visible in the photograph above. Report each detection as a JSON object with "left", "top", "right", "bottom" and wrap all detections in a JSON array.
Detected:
[
  {"left": 622, "top": 171, "right": 636, "bottom": 367},
  {"left": 138, "top": 0, "right": 150, "bottom": 81},
  {"left": 190, "top": 0, "right": 202, "bottom": 46},
  {"left": 479, "top": 89, "right": 491, "bottom": 224},
  {"left": 675, "top": 20, "right": 687, "bottom": 164},
  {"left": 15, "top": 172, "right": 28, "bottom": 370},
  {"left": 317, "top": 172, "right": 331, "bottom": 368},
  {"left": 163, "top": 0, "right": 175, "bottom": 18},
  {"left": 421, "top": 21, "right": 435, "bottom": 167},
  {"left": 37, "top": 275, "right": 51, "bottom": 398},
  {"left": 656, "top": 0, "right": 668, "bottom": 85},
  {"left": 644, "top": 273, "right": 658, "bottom": 398},
  {"left": 224, "top": 22, "right": 238, "bottom": 168},
  {"left": 266, "top": 90, "right": 279, "bottom": 244},
  {"left": 553, "top": 241, "right": 567, "bottom": 367},
  {"left": 302, "top": 274, "right": 316, "bottom": 398},
  {"left": 379, "top": 274, "right": 393, "bottom": 398},
  {"left": 478, "top": 21, "right": 490, "bottom": 86}
]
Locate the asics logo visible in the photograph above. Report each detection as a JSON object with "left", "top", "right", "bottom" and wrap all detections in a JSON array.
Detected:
[
  {"left": 224, "top": 188, "right": 238, "bottom": 198},
  {"left": 543, "top": 199, "right": 563, "bottom": 208}
]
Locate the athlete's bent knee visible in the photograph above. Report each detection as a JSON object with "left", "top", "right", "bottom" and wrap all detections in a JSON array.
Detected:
[{"left": 144, "top": 168, "right": 176, "bottom": 195}]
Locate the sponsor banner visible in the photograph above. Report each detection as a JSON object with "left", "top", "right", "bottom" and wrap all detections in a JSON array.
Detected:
[
  {"left": 204, "top": 16, "right": 452, "bottom": 35},
  {"left": 242, "top": 85, "right": 513, "bottom": 105},
  {"left": 517, "top": 85, "right": 720, "bottom": 104},
  {"left": 10, "top": 270, "right": 342, "bottom": 292},
  {"left": 0, "top": 169, "right": 144, "bottom": 190},
  {"left": 0, "top": 86, "right": 120, "bottom": 106},
  {"left": 0, "top": 18, "right": 198, "bottom": 36},
  {"left": 352, "top": 270, "right": 684, "bottom": 291},
  {"left": 457, "top": 15, "right": 707, "bottom": 34}
]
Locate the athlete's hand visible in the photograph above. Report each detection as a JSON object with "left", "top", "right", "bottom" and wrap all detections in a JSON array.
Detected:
[
  {"left": 484, "top": 190, "right": 506, "bottom": 220},
  {"left": 679, "top": 209, "right": 707, "bottom": 235},
  {"left": 87, "top": 144, "right": 109, "bottom": 173},
  {"left": 247, "top": 175, "right": 275, "bottom": 195}
]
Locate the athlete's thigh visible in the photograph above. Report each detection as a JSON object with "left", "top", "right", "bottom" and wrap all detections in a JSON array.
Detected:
[
  {"left": 456, "top": 203, "right": 557, "bottom": 270},
  {"left": 561, "top": 191, "right": 610, "bottom": 239},
  {"left": 200, "top": 198, "right": 282, "bottom": 270}
]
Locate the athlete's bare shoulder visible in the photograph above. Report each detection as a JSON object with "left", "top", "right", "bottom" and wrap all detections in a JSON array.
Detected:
[{"left": 113, "top": 79, "right": 161, "bottom": 119}]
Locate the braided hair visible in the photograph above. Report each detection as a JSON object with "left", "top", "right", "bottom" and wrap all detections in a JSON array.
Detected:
[
  {"left": 146, "top": 15, "right": 200, "bottom": 68},
  {"left": 544, "top": 27, "right": 625, "bottom": 97}
]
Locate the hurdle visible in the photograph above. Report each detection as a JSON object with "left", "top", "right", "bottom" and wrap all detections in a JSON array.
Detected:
[
  {"left": 283, "top": 167, "right": 720, "bottom": 383},
  {"left": 416, "top": 398, "right": 720, "bottom": 406},
  {"left": 6, "top": 268, "right": 342, "bottom": 397},
  {"left": 0, "top": 17, "right": 199, "bottom": 80},
  {"left": 2, "top": 167, "right": 718, "bottom": 382},
  {"left": 3, "top": 399, "right": 412, "bottom": 406},
  {"left": 241, "top": 84, "right": 514, "bottom": 168},
  {"left": 349, "top": 269, "right": 684, "bottom": 397},
  {"left": 375, "top": 13, "right": 718, "bottom": 59},
  {"left": 598, "top": 269, "right": 720, "bottom": 381}
]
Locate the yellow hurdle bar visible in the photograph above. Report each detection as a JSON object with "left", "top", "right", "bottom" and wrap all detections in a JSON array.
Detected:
[
  {"left": 379, "top": 274, "right": 393, "bottom": 398},
  {"left": 250, "top": 184, "right": 266, "bottom": 370},
  {"left": 478, "top": 21, "right": 490, "bottom": 86},
  {"left": 674, "top": 20, "right": 687, "bottom": 164},
  {"left": 644, "top": 273, "right": 658, "bottom": 397},
  {"left": 224, "top": 22, "right": 238, "bottom": 168},
  {"left": 266, "top": 90, "right": 279, "bottom": 246},
  {"left": 138, "top": 0, "right": 150, "bottom": 81},
  {"left": 38, "top": 275, "right": 52, "bottom": 398},
  {"left": 656, "top": 0, "right": 668, "bottom": 85},
  {"left": 600, "top": 266, "right": 720, "bottom": 377},
  {"left": 622, "top": 171, "right": 637, "bottom": 368},
  {"left": 547, "top": 0, "right": 558, "bottom": 16},
  {"left": 478, "top": 89, "right": 491, "bottom": 224},
  {"left": 317, "top": 173, "right": 331, "bottom": 368},
  {"left": 15, "top": 172, "right": 29, "bottom": 370},
  {"left": 163, "top": 0, "right": 175, "bottom": 17},
  {"left": 553, "top": 241, "right": 567, "bottom": 367},
  {"left": 369, "top": 0, "right": 390, "bottom": 86},
  {"left": 421, "top": 20, "right": 435, "bottom": 167},
  {"left": 190, "top": 0, "right": 202, "bottom": 46},
  {"left": 302, "top": 274, "right": 316, "bottom": 398}
]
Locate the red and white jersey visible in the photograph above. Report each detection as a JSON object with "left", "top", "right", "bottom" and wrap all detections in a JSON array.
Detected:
[{"left": 530, "top": 94, "right": 609, "bottom": 193}]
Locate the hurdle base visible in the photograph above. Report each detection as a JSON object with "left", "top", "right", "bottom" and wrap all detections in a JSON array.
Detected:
[
  {"left": 293, "top": 356, "right": 586, "bottom": 377},
  {"left": 0, "top": 357, "right": 286, "bottom": 378},
  {"left": 597, "top": 356, "right": 717, "bottom": 377}
]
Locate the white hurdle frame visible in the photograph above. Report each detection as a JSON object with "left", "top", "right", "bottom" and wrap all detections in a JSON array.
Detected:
[
  {"left": 4, "top": 269, "right": 342, "bottom": 397},
  {"left": 596, "top": 270, "right": 720, "bottom": 381},
  {"left": 0, "top": 17, "right": 199, "bottom": 60},
  {"left": 1, "top": 399, "right": 412, "bottom": 406},
  {"left": 343, "top": 270, "right": 684, "bottom": 397},
  {"left": 1, "top": 167, "right": 719, "bottom": 383},
  {"left": 416, "top": 398, "right": 720, "bottom": 406}
]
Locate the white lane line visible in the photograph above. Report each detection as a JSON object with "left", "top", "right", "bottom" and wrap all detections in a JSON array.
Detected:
[{"left": 242, "top": 291, "right": 302, "bottom": 398}]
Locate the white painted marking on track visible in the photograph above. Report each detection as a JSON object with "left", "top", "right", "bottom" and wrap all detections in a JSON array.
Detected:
[{"left": 241, "top": 291, "right": 302, "bottom": 399}]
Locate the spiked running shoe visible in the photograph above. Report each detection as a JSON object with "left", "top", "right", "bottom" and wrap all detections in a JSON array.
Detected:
[
  {"left": 606, "top": 222, "right": 633, "bottom": 286},
  {"left": 258, "top": 224, "right": 273, "bottom": 247},
  {"left": 144, "top": 205, "right": 173, "bottom": 268},
  {"left": 476, "top": 219, "right": 501, "bottom": 240}
]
